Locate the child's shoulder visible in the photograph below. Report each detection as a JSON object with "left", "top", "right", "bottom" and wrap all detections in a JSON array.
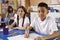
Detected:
[
  {"left": 14, "top": 14, "right": 17, "bottom": 17},
  {"left": 47, "top": 15, "right": 55, "bottom": 22},
  {"left": 25, "top": 17, "right": 29, "bottom": 20},
  {"left": 32, "top": 17, "right": 38, "bottom": 22}
]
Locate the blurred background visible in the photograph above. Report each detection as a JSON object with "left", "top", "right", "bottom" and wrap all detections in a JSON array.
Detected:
[
  {"left": 0, "top": 0, "right": 60, "bottom": 40},
  {"left": 0, "top": 0, "right": 60, "bottom": 39},
  {"left": 0, "top": 0, "right": 60, "bottom": 18}
]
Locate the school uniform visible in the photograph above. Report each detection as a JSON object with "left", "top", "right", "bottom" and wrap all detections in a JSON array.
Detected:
[
  {"left": 14, "top": 14, "right": 29, "bottom": 27},
  {"left": 30, "top": 15, "right": 58, "bottom": 35},
  {"left": 6, "top": 13, "right": 14, "bottom": 25}
]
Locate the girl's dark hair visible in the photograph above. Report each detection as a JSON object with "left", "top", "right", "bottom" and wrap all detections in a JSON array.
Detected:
[
  {"left": 8, "top": 6, "right": 13, "bottom": 13},
  {"left": 17, "top": 6, "right": 27, "bottom": 26},
  {"left": 38, "top": 2, "right": 48, "bottom": 10},
  {"left": 17, "top": 6, "right": 27, "bottom": 14}
]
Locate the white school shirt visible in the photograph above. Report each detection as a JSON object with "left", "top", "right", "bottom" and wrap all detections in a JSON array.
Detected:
[
  {"left": 14, "top": 14, "right": 29, "bottom": 27},
  {"left": 30, "top": 15, "right": 58, "bottom": 35}
]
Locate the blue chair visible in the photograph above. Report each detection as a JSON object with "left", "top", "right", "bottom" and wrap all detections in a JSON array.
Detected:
[{"left": 4, "top": 18, "right": 9, "bottom": 25}]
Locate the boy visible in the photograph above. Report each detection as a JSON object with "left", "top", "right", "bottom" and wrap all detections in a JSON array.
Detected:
[{"left": 25, "top": 2, "right": 58, "bottom": 40}]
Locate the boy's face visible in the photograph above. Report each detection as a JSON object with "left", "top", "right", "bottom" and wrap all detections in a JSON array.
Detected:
[{"left": 38, "top": 7, "right": 48, "bottom": 18}]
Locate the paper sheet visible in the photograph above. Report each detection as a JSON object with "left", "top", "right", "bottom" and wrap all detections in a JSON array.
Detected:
[
  {"left": 0, "top": 38, "right": 3, "bottom": 40},
  {"left": 8, "top": 33, "right": 42, "bottom": 40}
]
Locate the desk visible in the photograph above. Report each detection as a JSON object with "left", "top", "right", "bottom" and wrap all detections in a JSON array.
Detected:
[
  {"left": 8, "top": 33, "right": 43, "bottom": 40},
  {"left": 0, "top": 29, "right": 41, "bottom": 40},
  {"left": 0, "top": 29, "right": 55, "bottom": 40}
]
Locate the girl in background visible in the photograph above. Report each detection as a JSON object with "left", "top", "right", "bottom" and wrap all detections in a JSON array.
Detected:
[{"left": 9, "top": 6, "right": 30, "bottom": 30}]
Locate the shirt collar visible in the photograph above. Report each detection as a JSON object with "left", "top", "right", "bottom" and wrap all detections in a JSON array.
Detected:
[{"left": 38, "top": 14, "right": 50, "bottom": 22}]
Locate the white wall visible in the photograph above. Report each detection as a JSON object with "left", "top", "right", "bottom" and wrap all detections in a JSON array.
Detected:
[{"left": 48, "top": 12, "right": 60, "bottom": 18}]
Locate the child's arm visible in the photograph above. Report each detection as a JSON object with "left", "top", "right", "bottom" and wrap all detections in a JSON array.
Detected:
[
  {"left": 42, "top": 31, "right": 58, "bottom": 40},
  {"left": 24, "top": 26, "right": 32, "bottom": 38},
  {"left": 8, "top": 21, "right": 16, "bottom": 29},
  {"left": 16, "top": 23, "right": 30, "bottom": 30},
  {"left": 34, "top": 31, "right": 58, "bottom": 40}
]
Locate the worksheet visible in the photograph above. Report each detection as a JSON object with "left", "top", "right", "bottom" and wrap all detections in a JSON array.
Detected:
[{"left": 8, "top": 33, "right": 42, "bottom": 40}]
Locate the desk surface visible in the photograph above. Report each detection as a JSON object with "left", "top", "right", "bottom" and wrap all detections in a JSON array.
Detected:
[
  {"left": 0, "top": 28, "right": 44, "bottom": 40},
  {"left": 0, "top": 28, "right": 54, "bottom": 40},
  {"left": 8, "top": 33, "right": 42, "bottom": 40}
]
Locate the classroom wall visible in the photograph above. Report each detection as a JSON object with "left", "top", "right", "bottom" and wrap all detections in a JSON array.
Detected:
[
  {"left": 30, "top": 0, "right": 60, "bottom": 6},
  {"left": 48, "top": 13, "right": 60, "bottom": 18},
  {"left": 30, "top": 0, "right": 51, "bottom": 5}
]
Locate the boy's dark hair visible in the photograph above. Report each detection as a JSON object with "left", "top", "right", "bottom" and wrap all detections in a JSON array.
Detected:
[{"left": 38, "top": 2, "right": 48, "bottom": 9}]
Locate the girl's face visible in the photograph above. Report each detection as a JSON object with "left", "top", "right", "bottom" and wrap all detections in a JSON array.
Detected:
[{"left": 17, "top": 8, "right": 25, "bottom": 17}]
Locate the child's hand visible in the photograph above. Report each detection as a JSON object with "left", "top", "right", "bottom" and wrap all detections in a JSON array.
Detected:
[
  {"left": 34, "top": 37, "right": 42, "bottom": 40},
  {"left": 24, "top": 33, "right": 29, "bottom": 38},
  {"left": 8, "top": 25, "right": 13, "bottom": 29}
]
